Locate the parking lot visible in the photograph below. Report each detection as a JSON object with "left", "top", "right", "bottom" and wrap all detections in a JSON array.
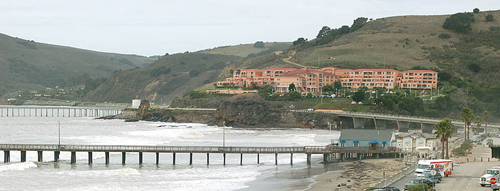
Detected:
[{"left": 389, "top": 137, "right": 500, "bottom": 191}]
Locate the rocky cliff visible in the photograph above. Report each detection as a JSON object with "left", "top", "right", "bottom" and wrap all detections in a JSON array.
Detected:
[{"left": 115, "top": 95, "right": 340, "bottom": 129}]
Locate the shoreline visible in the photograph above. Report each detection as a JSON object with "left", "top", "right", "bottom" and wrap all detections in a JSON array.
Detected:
[
  {"left": 239, "top": 157, "right": 350, "bottom": 191},
  {"left": 307, "top": 158, "right": 407, "bottom": 191}
]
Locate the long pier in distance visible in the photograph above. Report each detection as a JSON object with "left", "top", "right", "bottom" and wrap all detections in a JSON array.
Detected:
[{"left": 0, "top": 144, "right": 401, "bottom": 166}]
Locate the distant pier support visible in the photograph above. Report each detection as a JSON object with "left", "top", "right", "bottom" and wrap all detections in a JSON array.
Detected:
[
  {"left": 206, "top": 153, "right": 210, "bottom": 165},
  {"left": 240, "top": 153, "right": 243, "bottom": 165},
  {"left": 139, "top": 152, "right": 143, "bottom": 165},
  {"left": 156, "top": 152, "right": 160, "bottom": 165},
  {"left": 275, "top": 153, "right": 278, "bottom": 165},
  {"left": 306, "top": 154, "right": 311, "bottom": 165},
  {"left": 189, "top": 153, "right": 193, "bottom": 165},
  {"left": 71, "top": 151, "right": 76, "bottom": 164},
  {"left": 88, "top": 152, "right": 93, "bottom": 164},
  {"left": 290, "top": 153, "right": 293, "bottom": 165},
  {"left": 21, "top": 151, "right": 26, "bottom": 162},
  {"left": 323, "top": 154, "right": 330, "bottom": 163},
  {"left": 223, "top": 153, "right": 226, "bottom": 165},
  {"left": 54, "top": 151, "right": 60, "bottom": 162},
  {"left": 105, "top": 152, "right": 110, "bottom": 164},
  {"left": 122, "top": 152, "right": 126, "bottom": 165},
  {"left": 37, "top": 151, "right": 43, "bottom": 162},
  {"left": 257, "top": 153, "right": 260, "bottom": 164},
  {"left": 173, "top": 153, "right": 176, "bottom": 165},
  {"left": 4, "top": 151, "right": 10, "bottom": 163}
]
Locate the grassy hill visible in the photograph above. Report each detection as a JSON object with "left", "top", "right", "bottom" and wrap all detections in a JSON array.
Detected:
[
  {"left": 82, "top": 42, "right": 291, "bottom": 104},
  {"left": 0, "top": 33, "right": 155, "bottom": 98},
  {"left": 290, "top": 11, "right": 500, "bottom": 71},
  {"left": 211, "top": 10, "right": 500, "bottom": 121},
  {"left": 199, "top": 42, "right": 291, "bottom": 57}
]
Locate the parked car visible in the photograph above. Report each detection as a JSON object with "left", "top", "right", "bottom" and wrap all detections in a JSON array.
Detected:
[
  {"left": 373, "top": 187, "right": 400, "bottom": 191},
  {"left": 421, "top": 170, "right": 442, "bottom": 183},
  {"left": 405, "top": 178, "right": 434, "bottom": 190}
]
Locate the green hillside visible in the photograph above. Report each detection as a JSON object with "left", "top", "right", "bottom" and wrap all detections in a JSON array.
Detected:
[
  {"left": 82, "top": 42, "right": 292, "bottom": 104},
  {"left": 83, "top": 53, "right": 241, "bottom": 104},
  {"left": 216, "top": 10, "right": 500, "bottom": 121},
  {"left": 0, "top": 33, "right": 155, "bottom": 98},
  {"left": 199, "top": 42, "right": 292, "bottom": 57},
  {"left": 291, "top": 11, "right": 500, "bottom": 71}
]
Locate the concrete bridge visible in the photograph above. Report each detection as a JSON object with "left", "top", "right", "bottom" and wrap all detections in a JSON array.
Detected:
[
  {"left": 0, "top": 105, "right": 123, "bottom": 118},
  {"left": 0, "top": 144, "right": 401, "bottom": 166},
  {"left": 294, "top": 109, "right": 500, "bottom": 133}
]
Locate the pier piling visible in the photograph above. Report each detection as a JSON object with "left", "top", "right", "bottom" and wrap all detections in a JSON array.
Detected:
[
  {"left": 37, "top": 151, "right": 43, "bottom": 162},
  {"left": 223, "top": 153, "right": 226, "bottom": 165},
  {"left": 139, "top": 152, "right": 143, "bottom": 165},
  {"left": 122, "top": 152, "right": 126, "bottom": 165},
  {"left": 189, "top": 153, "right": 193, "bottom": 165},
  {"left": 307, "top": 154, "right": 311, "bottom": 165},
  {"left": 71, "top": 151, "right": 76, "bottom": 164},
  {"left": 156, "top": 152, "right": 159, "bottom": 165},
  {"left": 275, "top": 153, "right": 278, "bottom": 165},
  {"left": 105, "top": 152, "right": 109, "bottom": 164},
  {"left": 4, "top": 151, "right": 10, "bottom": 163},
  {"left": 21, "top": 151, "right": 26, "bottom": 162},
  {"left": 173, "top": 153, "right": 176, "bottom": 165},
  {"left": 88, "top": 152, "right": 93, "bottom": 164},
  {"left": 54, "top": 151, "right": 60, "bottom": 162}
]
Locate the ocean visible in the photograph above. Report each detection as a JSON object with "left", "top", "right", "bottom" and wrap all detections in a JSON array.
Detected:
[{"left": 0, "top": 115, "right": 340, "bottom": 191}]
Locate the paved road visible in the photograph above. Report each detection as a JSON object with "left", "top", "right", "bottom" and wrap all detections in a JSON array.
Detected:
[{"left": 389, "top": 137, "right": 500, "bottom": 191}]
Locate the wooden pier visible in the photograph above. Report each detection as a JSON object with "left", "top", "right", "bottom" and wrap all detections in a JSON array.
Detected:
[{"left": 0, "top": 144, "right": 401, "bottom": 165}]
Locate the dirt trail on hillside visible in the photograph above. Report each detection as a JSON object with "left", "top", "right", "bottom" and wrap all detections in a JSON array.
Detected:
[{"left": 281, "top": 50, "right": 307, "bottom": 68}]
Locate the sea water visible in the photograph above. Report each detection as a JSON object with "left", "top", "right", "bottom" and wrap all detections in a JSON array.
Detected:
[{"left": 0, "top": 117, "right": 340, "bottom": 190}]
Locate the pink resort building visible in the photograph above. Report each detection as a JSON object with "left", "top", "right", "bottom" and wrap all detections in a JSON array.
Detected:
[{"left": 216, "top": 67, "right": 438, "bottom": 94}]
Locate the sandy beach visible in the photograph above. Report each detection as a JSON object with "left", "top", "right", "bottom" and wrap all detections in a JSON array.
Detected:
[{"left": 307, "top": 158, "right": 407, "bottom": 191}]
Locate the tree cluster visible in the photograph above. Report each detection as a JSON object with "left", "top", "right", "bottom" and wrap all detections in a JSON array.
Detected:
[
  {"left": 253, "top": 41, "right": 265, "bottom": 48},
  {"left": 293, "top": 17, "right": 368, "bottom": 48},
  {"left": 442, "top": 12, "right": 475, "bottom": 34},
  {"left": 150, "top": 66, "right": 171, "bottom": 77}
]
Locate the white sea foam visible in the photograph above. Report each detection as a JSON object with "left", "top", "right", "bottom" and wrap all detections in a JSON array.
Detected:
[
  {"left": 0, "top": 162, "right": 37, "bottom": 172},
  {"left": 56, "top": 167, "right": 141, "bottom": 177},
  {"left": 0, "top": 117, "right": 336, "bottom": 191}
]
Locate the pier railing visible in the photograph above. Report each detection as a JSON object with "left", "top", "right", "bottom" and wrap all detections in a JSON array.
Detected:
[{"left": 0, "top": 144, "right": 400, "bottom": 154}]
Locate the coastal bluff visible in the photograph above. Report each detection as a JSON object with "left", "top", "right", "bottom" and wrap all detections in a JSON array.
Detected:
[{"left": 109, "top": 95, "right": 337, "bottom": 129}]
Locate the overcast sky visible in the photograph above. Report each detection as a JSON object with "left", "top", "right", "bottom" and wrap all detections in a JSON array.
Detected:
[{"left": 1, "top": 0, "right": 498, "bottom": 56}]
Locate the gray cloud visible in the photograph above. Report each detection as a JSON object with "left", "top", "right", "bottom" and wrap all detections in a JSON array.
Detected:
[{"left": 1, "top": 0, "right": 498, "bottom": 56}]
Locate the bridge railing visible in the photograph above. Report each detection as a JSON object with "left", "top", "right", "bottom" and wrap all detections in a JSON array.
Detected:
[{"left": 292, "top": 109, "right": 500, "bottom": 127}]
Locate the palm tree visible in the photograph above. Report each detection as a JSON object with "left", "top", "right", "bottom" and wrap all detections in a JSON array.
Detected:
[
  {"left": 460, "top": 108, "right": 474, "bottom": 140},
  {"left": 474, "top": 116, "right": 482, "bottom": 134},
  {"left": 435, "top": 119, "right": 454, "bottom": 159},
  {"left": 482, "top": 111, "right": 491, "bottom": 135}
]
